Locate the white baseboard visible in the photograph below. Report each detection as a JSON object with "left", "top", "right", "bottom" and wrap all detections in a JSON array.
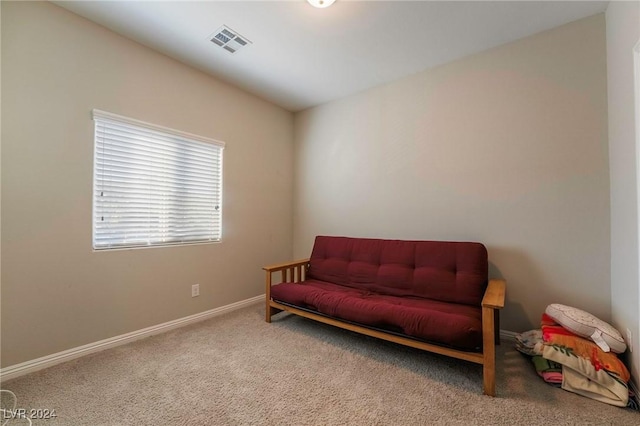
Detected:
[
  {"left": 500, "top": 329, "right": 518, "bottom": 342},
  {"left": 0, "top": 295, "right": 264, "bottom": 383}
]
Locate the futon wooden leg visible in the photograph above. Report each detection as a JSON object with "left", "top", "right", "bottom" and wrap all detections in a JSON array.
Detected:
[
  {"left": 266, "top": 302, "right": 272, "bottom": 323},
  {"left": 265, "top": 271, "right": 273, "bottom": 323},
  {"left": 494, "top": 309, "right": 500, "bottom": 345},
  {"left": 483, "top": 355, "right": 496, "bottom": 396},
  {"left": 266, "top": 305, "right": 281, "bottom": 323},
  {"left": 482, "top": 306, "right": 497, "bottom": 396}
]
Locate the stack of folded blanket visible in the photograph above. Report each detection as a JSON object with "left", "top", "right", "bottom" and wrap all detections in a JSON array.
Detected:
[
  {"left": 515, "top": 304, "right": 637, "bottom": 409},
  {"left": 516, "top": 329, "right": 563, "bottom": 387}
]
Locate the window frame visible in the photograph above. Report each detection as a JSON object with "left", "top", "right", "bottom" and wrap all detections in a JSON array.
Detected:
[{"left": 91, "top": 109, "right": 225, "bottom": 251}]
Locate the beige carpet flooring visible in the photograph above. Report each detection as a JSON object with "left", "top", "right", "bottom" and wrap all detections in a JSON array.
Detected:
[{"left": 2, "top": 303, "right": 639, "bottom": 425}]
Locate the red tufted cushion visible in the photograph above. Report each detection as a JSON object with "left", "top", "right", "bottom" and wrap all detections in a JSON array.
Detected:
[
  {"left": 271, "top": 279, "right": 483, "bottom": 350},
  {"left": 307, "top": 236, "right": 488, "bottom": 306}
]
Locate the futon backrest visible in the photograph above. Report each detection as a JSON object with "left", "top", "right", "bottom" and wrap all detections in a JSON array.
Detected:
[{"left": 307, "top": 236, "right": 488, "bottom": 306}]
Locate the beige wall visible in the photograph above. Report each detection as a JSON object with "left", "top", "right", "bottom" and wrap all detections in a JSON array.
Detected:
[
  {"left": 1, "top": 2, "right": 293, "bottom": 367},
  {"left": 0, "top": 2, "right": 618, "bottom": 370},
  {"left": 293, "top": 15, "right": 610, "bottom": 333},
  {"left": 607, "top": 0, "right": 640, "bottom": 385}
]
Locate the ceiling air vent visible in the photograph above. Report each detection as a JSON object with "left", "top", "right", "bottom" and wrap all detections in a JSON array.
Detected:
[{"left": 209, "top": 25, "right": 252, "bottom": 54}]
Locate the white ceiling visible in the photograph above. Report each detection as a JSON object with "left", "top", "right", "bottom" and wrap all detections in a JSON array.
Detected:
[{"left": 54, "top": 1, "right": 609, "bottom": 112}]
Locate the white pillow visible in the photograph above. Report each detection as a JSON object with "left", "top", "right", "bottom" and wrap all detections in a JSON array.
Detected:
[{"left": 545, "top": 303, "right": 627, "bottom": 354}]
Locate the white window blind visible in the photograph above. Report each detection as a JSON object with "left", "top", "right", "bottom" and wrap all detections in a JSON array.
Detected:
[{"left": 92, "top": 110, "right": 224, "bottom": 250}]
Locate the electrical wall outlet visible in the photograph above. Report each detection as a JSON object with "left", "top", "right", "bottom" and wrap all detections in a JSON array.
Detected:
[
  {"left": 192, "top": 284, "right": 200, "bottom": 298},
  {"left": 627, "top": 328, "right": 633, "bottom": 352}
]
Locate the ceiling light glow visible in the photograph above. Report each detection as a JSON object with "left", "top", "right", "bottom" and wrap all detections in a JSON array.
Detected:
[{"left": 307, "top": 0, "right": 335, "bottom": 8}]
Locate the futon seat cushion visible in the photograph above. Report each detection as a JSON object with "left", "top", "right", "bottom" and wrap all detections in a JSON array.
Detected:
[{"left": 271, "top": 279, "right": 483, "bottom": 351}]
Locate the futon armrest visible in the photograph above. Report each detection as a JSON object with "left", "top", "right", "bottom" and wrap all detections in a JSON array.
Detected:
[
  {"left": 262, "top": 258, "right": 310, "bottom": 273},
  {"left": 482, "top": 279, "right": 506, "bottom": 309},
  {"left": 263, "top": 258, "right": 310, "bottom": 286}
]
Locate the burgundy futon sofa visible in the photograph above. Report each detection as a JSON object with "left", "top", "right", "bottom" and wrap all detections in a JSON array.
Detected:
[{"left": 263, "top": 236, "right": 506, "bottom": 396}]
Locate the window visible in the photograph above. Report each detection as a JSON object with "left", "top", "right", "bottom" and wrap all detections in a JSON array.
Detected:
[{"left": 92, "top": 110, "right": 224, "bottom": 250}]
